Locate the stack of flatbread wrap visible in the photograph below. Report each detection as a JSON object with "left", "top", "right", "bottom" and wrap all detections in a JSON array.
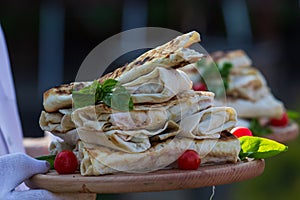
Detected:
[
  {"left": 39, "top": 31, "right": 241, "bottom": 175},
  {"left": 212, "top": 50, "right": 284, "bottom": 120},
  {"left": 183, "top": 50, "right": 285, "bottom": 123}
]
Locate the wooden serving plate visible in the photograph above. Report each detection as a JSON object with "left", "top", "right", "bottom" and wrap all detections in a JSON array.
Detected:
[
  {"left": 264, "top": 122, "right": 299, "bottom": 143},
  {"left": 26, "top": 159, "right": 264, "bottom": 194}
]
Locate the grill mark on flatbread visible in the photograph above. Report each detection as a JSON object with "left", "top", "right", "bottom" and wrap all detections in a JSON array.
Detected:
[
  {"left": 73, "top": 82, "right": 90, "bottom": 91},
  {"left": 172, "top": 61, "right": 191, "bottom": 69},
  {"left": 98, "top": 31, "right": 200, "bottom": 82},
  {"left": 191, "top": 131, "right": 237, "bottom": 144},
  {"left": 44, "top": 84, "right": 72, "bottom": 98},
  {"left": 134, "top": 56, "right": 151, "bottom": 66},
  {"left": 43, "top": 31, "right": 202, "bottom": 112},
  {"left": 99, "top": 65, "right": 127, "bottom": 83},
  {"left": 218, "top": 131, "right": 237, "bottom": 141},
  {"left": 44, "top": 82, "right": 89, "bottom": 99},
  {"left": 150, "top": 137, "right": 173, "bottom": 149},
  {"left": 43, "top": 82, "right": 92, "bottom": 112}
]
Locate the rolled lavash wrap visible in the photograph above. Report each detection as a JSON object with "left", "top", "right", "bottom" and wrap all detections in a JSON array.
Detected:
[
  {"left": 71, "top": 90, "right": 215, "bottom": 153},
  {"left": 40, "top": 67, "right": 209, "bottom": 153},
  {"left": 39, "top": 109, "right": 75, "bottom": 133},
  {"left": 79, "top": 132, "right": 240, "bottom": 175},
  {"left": 212, "top": 50, "right": 285, "bottom": 119},
  {"left": 42, "top": 31, "right": 202, "bottom": 113},
  {"left": 39, "top": 67, "right": 203, "bottom": 154},
  {"left": 222, "top": 59, "right": 284, "bottom": 118},
  {"left": 43, "top": 82, "right": 92, "bottom": 113},
  {"left": 79, "top": 139, "right": 240, "bottom": 176},
  {"left": 77, "top": 107, "right": 239, "bottom": 176},
  {"left": 121, "top": 67, "right": 192, "bottom": 103},
  {"left": 39, "top": 67, "right": 194, "bottom": 150},
  {"left": 39, "top": 67, "right": 196, "bottom": 135},
  {"left": 215, "top": 94, "right": 284, "bottom": 119},
  {"left": 39, "top": 108, "right": 79, "bottom": 154},
  {"left": 39, "top": 31, "right": 203, "bottom": 153},
  {"left": 179, "top": 107, "right": 237, "bottom": 139},
  {"left": 99, "top": 31, "right": 202, "bottom": 84},
  {"left": 38, "top": 31, "right": 241, "bottom": 176},
  {"left": 182, "top": 49, "right": 285, "bottom": 119}
]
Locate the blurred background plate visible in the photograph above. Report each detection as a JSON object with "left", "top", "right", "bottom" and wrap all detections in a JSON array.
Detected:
[{"left": 265, "top": 122, "right": 299, "bottom": 143}]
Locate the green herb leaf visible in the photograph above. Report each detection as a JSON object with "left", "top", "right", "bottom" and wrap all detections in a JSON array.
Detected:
[
  {"left": 249, "top": 118, "right": 273, "bottom": 136},
  {"left": 72, "top": 80, "right": 99, "bottom": 109},
  {"left": 239, "top": 136, "right": 288, "bottom": 160},
  {"left": 219, "top": 62, "right": 232, "bottom": 77},
  {"left": 287, "top": 110, "right": 300, "bottom": 121},
  {"left": 196, "top": 59, "right": 232, "bottom": 97},
  {"left": 110, "top": 85, "right": 134, "bottom": 111},
  {"left": 218, "top": 62, "right": 233, "bottom": 91},
  {"left": 102, "top": 79, "right": 118, "bottom": 93},
  {"left": 72, "top": 79, "right": 133, "bottom": 111},
  {"left": 35, "top": 155, "right": 56, "bottom": 169}
]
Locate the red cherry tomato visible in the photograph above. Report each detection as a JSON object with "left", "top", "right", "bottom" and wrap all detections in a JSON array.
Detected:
[
  {"left": 54, "top": 150, "right": 78, "bottom": 174},
  {"left": 270, "top": 112, "right": 289, "bottom": 127},
  {"left": 231, "top": 127, "right": 253, "bottom": 138},
  {"left": 177, "top": 149, "right": 201, "bottom": 170},
  {"left": 193, "top": 82, "right": 207, "bottom": 91}
]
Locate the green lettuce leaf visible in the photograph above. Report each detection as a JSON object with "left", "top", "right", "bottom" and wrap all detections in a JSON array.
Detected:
[
  {"left": 35, "top": 155, "right": 56, "bottom": 169},
  {"left": 239, "top": 136, "right": 288, "bottom": 160}
]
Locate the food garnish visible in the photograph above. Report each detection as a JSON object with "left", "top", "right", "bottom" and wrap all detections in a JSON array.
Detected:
[
  {"left": 239, "top": 136, "right": 288, "bottom": 160},
  {"left": 287, "top": 110, "right": 300, "bottom": 122},
  {"left": 35, "top": 155, "right": 56, "bottom": 169},
  {"left": 54, "top": 150, "right": 78, "bottom": 174},
  {"left": 195, "top": 58, "right": 233, "bottom": 95},
  {"left": 231, "top": 127, "right": 253, "bottom": 138},
  {"left": 270, "top": 112, "right": 289, "bottom": 127},
  {"left": 192, "top": 82, "right": 207, "bottom": 91},
  {"left": 72, "top": 79, "right": 133, "bottom": 111},
  {"left": 218, "top": 62, "right": 233, "bottom": 91},
  {"left": 249, "top": 118, "right": 273, "bottom": 136},
  {"left": 177, "top": 149, "right": 201, "bottom": 170}
]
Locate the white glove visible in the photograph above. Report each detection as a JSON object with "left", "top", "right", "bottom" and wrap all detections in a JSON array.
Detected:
[
  {"left": 0, "top": 152, "right": 55, "bottom": 200},
  {"left": 0, "top": 153, "right": 96, "bottom": 200}
]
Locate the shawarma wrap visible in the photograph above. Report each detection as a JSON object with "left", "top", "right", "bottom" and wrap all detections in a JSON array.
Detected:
[
  {"left": 39, "top": 31, "right": 242, "bottom": 177},
  {"left": 216, "top": 94, "right": 284, "bottom": 118},
  {"left": 40, "top": 90, "right": 214, "bottom": 133},
  {"left": 79, "top": 131, "right": 240, "bottom": 175},
  {"left": 42, "top": 31, "right": 203, "bottom": 113},
  {"left": 182, "top": 49, "right": 285, "bottom": 119},
  {"left": 71, "top": 91, "right": 223, "bottom": 153}
]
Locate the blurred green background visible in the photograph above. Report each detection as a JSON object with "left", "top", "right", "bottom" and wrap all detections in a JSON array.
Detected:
[{"left": 1, "top": 0, "right": 300, "bottom": 199}]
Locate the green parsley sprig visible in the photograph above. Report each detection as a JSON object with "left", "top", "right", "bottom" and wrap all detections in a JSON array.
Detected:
[{"left": 72, "top": 79, "right": 133, "bottom": 111}]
